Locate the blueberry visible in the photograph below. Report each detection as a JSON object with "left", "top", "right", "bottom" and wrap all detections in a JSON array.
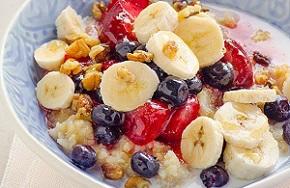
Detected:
[
  {"left": 264, "top": 97, "right": 290, "bottom": 122},
  {"left": 148, "top": 63, "right": 168, "bottom": 81},
  {"left": 92, "top": 104, "right": 124, "bottom": 127},
  {"left": 283, "top": 121, "right": 290, "bottom": 145},
  {"left": 155, "top": 76, "right": 189, "bottom": 106},
  {"left": 115, "top": 40, "right": 139, "bottom": 60},
  {"left": 87, "top": 89, "right": 103, "bottom": 104},
  {"left": 202, "top": 61, "right": 234, "bottom": 90},
  {"left": 135, "top": 44, "right": 148, "bottom": 52},
  {"left": 131, "top": 151, "right": 159, "bottom": 178},
  {"left": 94, "top": 126, "right": 122, "bottom": 145},
  {"left": 72, "top": 74, "right": 84, "bottom": 93},
  {"left": 186, "top": 77, "right": 203, "bottom": 95},
  {"left": 71, "top": 145, "right": 96, "bottom": 170},
  {"left": 200, "top": 165, "right": 229, "bottom": 188}
]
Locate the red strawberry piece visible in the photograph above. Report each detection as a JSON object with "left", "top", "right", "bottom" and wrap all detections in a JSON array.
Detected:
[
  {"left": 167, "top": 141, "right": 184, "bottom": 162},
  {"left": 222, "top": 39, "right": 254, "bottom": 89},
  {"left": 102, "top": 60, "right": 118, "bottom": 71},
  {"left": 100, "top": 0, "right": 142, "bottom": 47},
  {"left": 160, "top": 96, "right": 200, "bottom": 142},
  {"left": 109, "top": 0, "right": 149, "bottom": 9},
  {"left": 124, "top": 100, "right": 171, "bottom": 145}
]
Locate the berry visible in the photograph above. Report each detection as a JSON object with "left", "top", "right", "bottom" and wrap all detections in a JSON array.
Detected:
[
  {"left": 283, "top": 121, "right": 290, "bottom": 145},
  {"left": 253, "top": 51, "right": 271, "bottom": 67},
  {"left": 92, "top": 104, "right": 124, "bottom": 127},
  {"left": 222, "top": 39, "right": 254, "bottom": 89},
  {"left": 71, "top": 145, "right": 96, "bottom": 170},
  {"left": 131, "top": 151, "right": 159, "bottom": 178},
  {"left": 94, "top": 126, "right": 122, "bottom": 145},
  {"left": 155, "top": 76, "right": 189, "bottom": 106},
  {"left": 202, "top": 61, "right": 234, "bottom": 90},
  {"left": 148, "top": 63, "right": 168, "bottom": 81},
  {"left": 264, "top": 97, "right": 290, "bottom": 122},
  {"left": 160, "top": 96, "right": 200, "bottom": 142},
  {"left": 115, "top": 40, "right": 139, "bottom": 60},
  {"left": 124, "top": 100, "right": 171, "bottom": 145},
  {"left": 186, "top": 77, "right": 203, "bottom": 94},
  {"left": 100, "top": 0, "right": 141, "bottom": 47},
  {"left": 102, "top": 60, "right": 118, "bottom": 71},
  {"left": 135, "top": 44, "right": 148, "bottom": 51},
  {"left": 200, "top": 165, "right": 229, "bottom": 188},
  {"left": 110, "top": 0, "right": 149, "bottom": 9},
  {"left": 72, "top": 74, "right": 84, "bottom": 93}
]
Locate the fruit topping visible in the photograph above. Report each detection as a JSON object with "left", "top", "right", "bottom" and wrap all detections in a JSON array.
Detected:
[
  {"left": 94, "top": 126, "right": 122, "bottom": 146},
  {"left": 283, "top": 121, "right": 290, "bottom": 145},
  {"left": 115, "top": 40, "right": 139, "bottom": 60},
  {"left": 148, "top": 63, "right": 168, "bottom": 81},
  {"left": 223, "top": 39, "right": 254, "bottom": 89},
  {"left": 200, "top": 165, "right": 229, "bottom": 188},
  {"left": 264, "top": 97, "right": 290, "bottom": 122},
  {"left": 253, "top": 51, "right": 271, "bottom": 67},
  {"left": 101, "top": 60, "right": 118, "bottom": 71},
  {"left": 160, "top": 96, "right": 200, "bottom": 142},
  {"left": 92, "top": 104, "right": 124, "bottom": 127},
  {"left": 202, "top": 61, "right": 234, "bottom": 90},
  {"left": 100, "top": 0, "right": 142, "bottom": 47},
  {"left": 72, "top": 74, "right": 85, "bottom": 93},
  {"left": 71, "top": 145, "right": 96, "bottom": 170},
  {"left": 185, "top": 76, "right": 203, "bottom": 95},
  {"left": 131, "top": 151, "right": 160, "bottom": 178},
  {"left": 124, "top": 100, "right": 171, "bottom": 145},
  {"left": 110, "top": 0, "right": 149, "bottom": 10},
  {"left": 154, "top": 76, "right": 189, "bottom": 107}
]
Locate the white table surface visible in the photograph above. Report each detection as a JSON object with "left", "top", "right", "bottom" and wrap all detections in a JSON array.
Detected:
[{"left": 0, "top": 1, "right": 290, "bottom": 188}]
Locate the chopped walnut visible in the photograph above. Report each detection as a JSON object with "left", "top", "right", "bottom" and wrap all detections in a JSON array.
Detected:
[
  {"left": 116, "top": 67, "right": 136, "bottom": 83},
  {"left": 83, "top": 34, "right": 101, "bottom": 47},
  {"left": 178, "top": 5, "right": 201, "bottom": 21},
  {"left": 255, "top": 73, "right": 269, "bottom": 86},
  {"left": 173, "top": 0, "right": 201, "bottom": 11},
  {"left": 163, "top": 41, "right": 178, "bottom": 60},
  {"left": 92, "top": 1, "right": 106, "bottom": 20},
  {"left": 127, "top": 50, "right": 154, "bottom": 63},
  {"left": 102, "top": 163, "right": 124, "bottom": 180},
  {"left": 125, "top": 176, "right": 151, "bottom": 188},
  {"left": 251, "top": 29, "right": 271, "bottom": 43},
  {"left": 60, "top": 58, "right": 82, "bottom": 75},
  {"left": 82, "top": 71, "right": 102, "bottom": 91},
  {"left": 89, "top": 44, "right": 109, "bottom": 63},
  {"left": 217, "top": 12, "right": 238, "bottom": 29},
  {"left": 65, "top": 38, "right": 91, "bottom": 59},
  {"left": 71, "top": 94, "right": 93, "bottom": 121}
]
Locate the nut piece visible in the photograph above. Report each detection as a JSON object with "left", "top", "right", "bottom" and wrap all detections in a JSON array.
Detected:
[
  {"left": 84, "top": 63, "right": 103, "bottom": 73},
  {"left": 127, "top": 50, "right": 154, "bottom": 63},
  {"left": 163, "top": 41, "right": 178, "bottom": 60},
  {"left": 92, "top": 1, "right": 106, "bottom": 20},
  {"left": 60, "top": 58, "right": 82, "bottom": 75},
  {"left": 101, "top": 163, "right": 124, "bottom": 180},
  {"left": 116, "top": 67, "right": 136, "bottom": 83},
  {"left": 251, "top": 29, "right": 271, "bottom": 43},
  {"left": 82, "top": 71, "right": 102, "bottom": 91},
  {"left": 125, "top": 176, "right": 151, "bottom": 188},
  {"left": 65, "top": 38, "right": 91, "bottom": 59},
  {"left": 89, "top": 44, "right": 109, "bottom": 63},
  {"left": 71, "top": 94, "right": 93, "bottom": 121},
  {"left": 178, "top": 5, "right": 201, "bottom": 21}
]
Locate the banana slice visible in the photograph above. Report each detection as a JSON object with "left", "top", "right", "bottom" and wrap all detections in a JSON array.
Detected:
[
  {"left": 34, "top": 40, "right": 68, "bottom": 71},
  {"left": 146, "top": 31, "right": 199, "bottom": 79},
  {"left": 223, "top": 89, "right": 277, "bottom": 103},
  {"left": 36, "top": 71, "right": 75, "bottom": 110},
  {"left": 100, "top": 61, "right": 159, "bottom": 112},
  {"left": 181, "top": 116, "right": 224, "bottom": 169},
  {"left": 55, "top": 6, "right": 85, "bottom": 42},
  {"left": 224, "top": 132, "right": 279, "bottom": 180},
  {"left": 283, "top": 76, "right": 290, "bottom": 100},
  {"left": 175, "top": 13, "right": 225, "bottom": 68},
  {"left": 134, "top": 1, "right": 178, "bottom": 44},
  {"left": 214, "top": 102, "right": 269, "bottom": 149}
]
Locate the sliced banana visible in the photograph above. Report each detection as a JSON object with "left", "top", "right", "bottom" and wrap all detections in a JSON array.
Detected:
[
  {"left": 34, "top": 40, "right": 68, "bottom": 71},
  {"left": 146, "top": 31, "right": 199, "bottom": 79},
  {"left": 223, "top": 89, "right": 277, "bottom": 104},
  {"left": 224, "top": 132, "right": 279, "bottom": 180},
  {"left": 283, "top": 76, "right": 290, "bottom": 100},
  {"left": 175, "top": 13, "right": 225, "bottom": 68},
  {"left": 36, "top": 71, "right": 75, "bottom": 110},
  {"left": 134, "top": 1, "right": 178, "bottom": 44},
  {"left": 55, "top": 6, "right": 85, "bottom": 42},
  {"left": 214, "top": 102, "right": 269, "bottom": 149},
  {"left": 100, "top": 61, "right": 159, "bottom": 112},
  {"left": 181, "top": 116, "right": 224, "bottom": 169}
]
